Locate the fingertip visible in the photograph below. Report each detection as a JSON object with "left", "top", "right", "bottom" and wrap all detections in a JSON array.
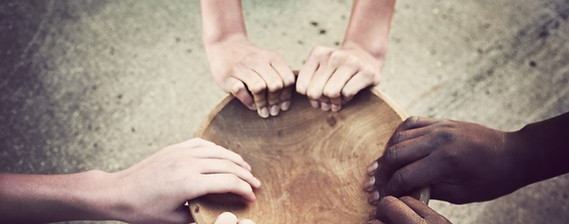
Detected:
[
  {"left": 269, "top": 105, "right": 280, "bottom": 116},
  {"left": 368, "top": 190, "right": 380, "bottom": 204},
  {"left": 257, "top": 107, "right": 269, "bottom": 118},
  {"left": 215, "top": 212, "right": 238, "bottom": 224},
  {"left": 367, "top": 161, "right": 379, "bottom": 175},
  {"left": 321, "top": 102, "right": 331, "bottom": 111},
  {"left": 280, "top": 101, "right": 291, "bottom": 111},
  {"left": 363, "top": 176, "right": 376, "bottom": 192},
  {"left": 331, "top": 103, "right": 341, "bottom": 112},
  {"left": 309, "top": 100, "right": 319, "bottom": 108}
]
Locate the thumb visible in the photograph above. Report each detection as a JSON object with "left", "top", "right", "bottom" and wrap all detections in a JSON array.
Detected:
[
  {"left": 214, "top": 212, "right": 238, "bottom": 224},
  {"left": 227, "top": 77, "right": 256, "bottom": 110}
]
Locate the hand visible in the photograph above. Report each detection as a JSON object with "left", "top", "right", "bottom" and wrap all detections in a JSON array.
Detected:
[
  {"left": 206, "top": 34, "right": 295, "bottom": 118},
  {"left": 363, "top": 116, "right": 525, "bottom": 204},
  {"left": 214, "top": 212, "right": 255, "bottom": 224},
  {"left": 368, "top": 196, "right": 451, "bottom": 224},
  {"left": 296, "top": 44, "right": 382, "bottom": 112},
  {"left": 110, "top": 138, "right": 261, "bottom": 223}
]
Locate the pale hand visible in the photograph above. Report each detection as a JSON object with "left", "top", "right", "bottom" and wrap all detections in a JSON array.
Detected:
[
  {"left": 206, "top": 34, "right": 295, "bottom": 118},
  {"left": 297, "top": 44, "right": 382, "bottom": 112},
  {"left": 109, "top": 138, "right": 261, "bottom": 223}
]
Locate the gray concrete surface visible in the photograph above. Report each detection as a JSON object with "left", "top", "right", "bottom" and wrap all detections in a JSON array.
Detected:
[{"left": 1, "top": 0, "right": 569, "bottom": 223}]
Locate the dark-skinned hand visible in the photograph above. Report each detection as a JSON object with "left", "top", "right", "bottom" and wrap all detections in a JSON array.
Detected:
[
  {"left": 368, "top": 196, "right": 451, "bottom": 224},
  {"left": 363, "top": 116, "right": 527, "bottom": 204}
]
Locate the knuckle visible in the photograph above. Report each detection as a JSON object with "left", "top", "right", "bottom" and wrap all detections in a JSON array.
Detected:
[
  {"left": 329, "top": 51, "right": 347, "bottom": 65},
  {"left": 404, "top": 116, "right": 419, "bottom": 127},
  {"left": 266, "top": 81, "right": 283, "bottom": 92},
  {"left": 377, "top": 195, "right": 398, "bottom": 208},
  {"left": 391, "top": 169, "right": 408, "bottom": 191},
  {"left": 247, "top": 81, "right": 267, "bottom": 94},
  {"left": 340, "top": 88, "right": 356, "bottom": 98},
  {"left": 322, "top": 86, "right": 340, "bottom": 98},
  {"left": 382, "top": 146, "right": 400, "bottom": 163}
]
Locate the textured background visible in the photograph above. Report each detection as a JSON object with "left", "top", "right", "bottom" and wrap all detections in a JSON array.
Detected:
[{"left": 1, "top": 0, "right": 568, "bottom": 223}]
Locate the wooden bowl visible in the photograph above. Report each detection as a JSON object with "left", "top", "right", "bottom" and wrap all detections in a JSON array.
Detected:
[{"left": 190, "top": 89, "right": 429, "bottom": 223}]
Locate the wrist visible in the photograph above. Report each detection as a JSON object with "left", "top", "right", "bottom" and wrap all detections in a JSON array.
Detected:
[
  {"left": 507, "top": 124, "right": 551, "bottom": 187},
  {"left": 69, "top": 170, "right": 123, "bottom": 221},
  {"left": 341, "top": 40, "right": 385, "bottom": 70}
]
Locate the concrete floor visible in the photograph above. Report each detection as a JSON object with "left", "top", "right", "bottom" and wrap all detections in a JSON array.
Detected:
[{"left": 1, "top": 0, "right": 569, "bottom": 223}]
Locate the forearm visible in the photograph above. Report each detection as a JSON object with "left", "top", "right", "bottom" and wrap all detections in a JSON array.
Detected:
[
  {"left": 343, "top": 0, "right": 396, "bottom": 61},
  {"left": 0, "top": 171, "right": 121, "bottom": 223},
  {"left": 515, "top": 112, "right": 569, "bottom": 185},
  {"left": 200, "top": 0, "right": 247, "bottom": 46}
]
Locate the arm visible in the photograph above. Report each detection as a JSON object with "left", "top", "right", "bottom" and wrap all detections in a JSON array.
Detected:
[
  {"left": 0, "top": 138, "right": 261, "bottom": 223},
  {"left": 200, "top": 0, "right": 295, "bottom": 118},
  {"left": 297, "top": 0, "right": 396, "bottom": 112},
  {"left": 364, "top": 113, "right": 569, "bottom": 204}
]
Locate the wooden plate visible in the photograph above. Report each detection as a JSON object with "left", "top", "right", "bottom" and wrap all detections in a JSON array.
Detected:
[{"left": 190, "top": 89, "right": 429, "bottom": 223}]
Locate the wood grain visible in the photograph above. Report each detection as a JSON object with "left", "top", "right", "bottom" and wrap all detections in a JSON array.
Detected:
[{"left": 190, "top": 89, "right": 426, "bottom": 223}]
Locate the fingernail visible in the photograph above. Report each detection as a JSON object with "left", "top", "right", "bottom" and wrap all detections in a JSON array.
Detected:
[
  {"left": 321, "top": 103, "right": 331, "bottom": 111},
  {"left": 369, "top": 209, "right": 377, "bottom": 219},
  {"left": 249, "top": 103, "right": 257, "bottom": 110},
  {"left": 310, "top": 100, "right": 319, "bottom": 108},
  {"left": 331, "top": 104, "right": 341, "bottom": 112},
  {"left": 254, "top": 177, "right": 262, "bottom": 188},
  {"left": 368, "top": 191, "right": 380, "bottom": 204},
  {"left": 363, "top": 176, "right": 376, "bottom": 192},
  {"left": 258, "top": 107, "right": 269, "bottom": 118},
  {"left": 367, "top": 162, "right": 379, "bottom": 175},
  {"left": 270, "top": 105, "right": 280, "bottom": 116},
  {"left": 280, "top": 101, "right": 291, "bottom": 111}
]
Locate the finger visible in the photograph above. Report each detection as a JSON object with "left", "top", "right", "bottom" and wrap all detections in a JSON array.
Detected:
[
  {"left": 227, "top": 78, "right": 256, "bottom": 110},
  {"left": 297, "top": 47, "right": 330, "bottom": 94},
  {"left": 377, "top": 136, "right": 434, "bottom": 187},
  {"left": 251, "top": 65, "right": 284, "bottom": 117},
  {"left": 323, "top": 65, "right": 357, "bottom": 99},
  {"left": 399, "top": 196, "right": 441, "bottom": 218},
  {"left": 185, "top": 140, "right": 252, "bottom": 171},
  {"left": 383, "top": 155, "right": 444, "bottom": 198},
  {"left": 374, "top": 196, "right": 423, "bottom": 224},
  {"left": 329, "top": 96, "right": 343, "bottom": 112},
  {"left": 253, "top": 64, "right": 283, "bottom": 105},
  {"left": 233, "top": 67, "right": 269, "bottom": 118},
  {"left": 279, "top": 86, "right": 293, "bottom": 111},
  {"left": 394, "top": 116, "right": 438, "bottom": 134},
  {"left": 270, "top": 56, "right": 296, "bottom": 90},
  {"left": 341, "top": 70, "right": 379, "bottom": 101},
  {"left": 322, "top": 56, "right": 355, "bottom": 111},
  {"left": 386, "top": 125, "right": 433, "bottom": 148},
  {"left": 199, "top": 174, "right": 256, "bottom": 201},
  {"left": 270, "top": 59, "right": 295, "bottom": 112},
  {"left": 214, "top": 212, "right": 238, "bottom": 224},
  {"left": 306, "top": 61, "right": 334, "bottom": 103},
  {"left": 309, "top": 99, "right": 320, "bottom": 108},
  {"left": 318, "top": 95, "right": 331, "bottom": 111},
  {"left": 199, "top": 159, "right": 261, "bottom": 188}
]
